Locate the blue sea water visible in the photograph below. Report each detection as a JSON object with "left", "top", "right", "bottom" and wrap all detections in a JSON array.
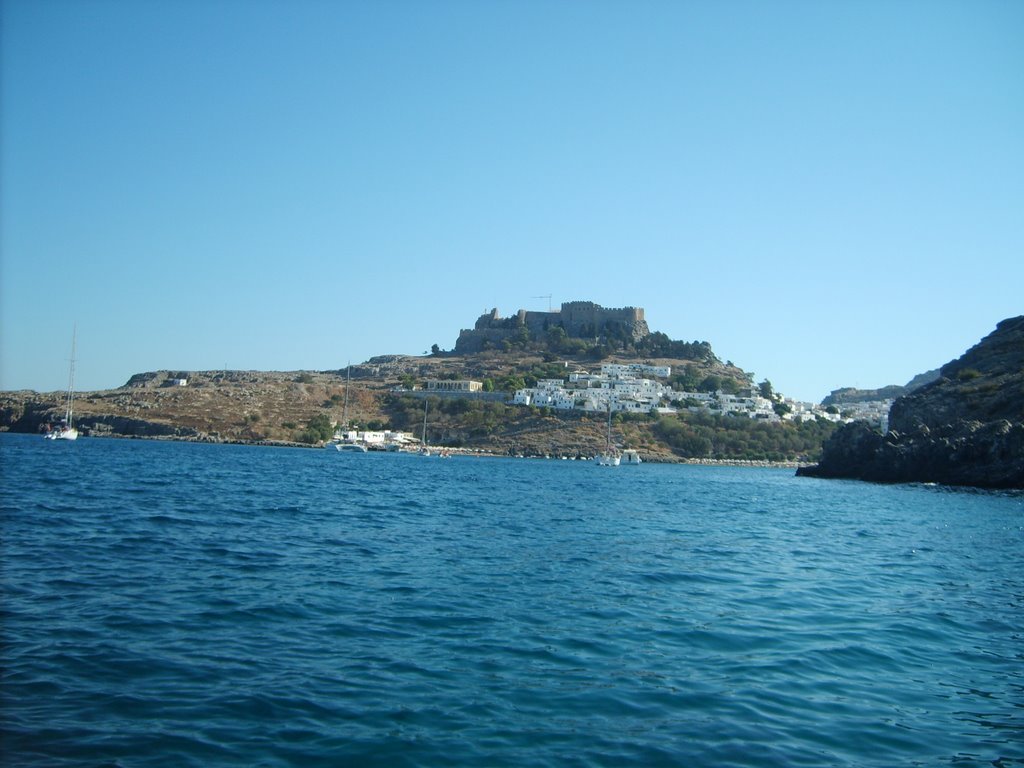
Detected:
[{"left": 1, "top": 433, "right": 1021, "bottom": 767}]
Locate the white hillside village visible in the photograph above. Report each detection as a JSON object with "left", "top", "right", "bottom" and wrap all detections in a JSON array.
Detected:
[{"left": 511, "top": 363, "right": 891, "bottom": 430}]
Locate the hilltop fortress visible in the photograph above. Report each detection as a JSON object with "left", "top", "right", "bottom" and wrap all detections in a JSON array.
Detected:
[{"left": 455, "top": 301, "right": 650, "bottom": 354}]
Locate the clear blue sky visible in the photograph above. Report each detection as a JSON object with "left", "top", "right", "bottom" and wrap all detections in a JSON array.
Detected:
[{"left": 2, "top": 0, "right": 1021, "bottom": 402}]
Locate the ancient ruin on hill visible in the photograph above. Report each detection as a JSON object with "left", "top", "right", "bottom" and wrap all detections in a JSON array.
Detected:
[{"left": 455, "top": 301, "right": 650, "bottom": 354}]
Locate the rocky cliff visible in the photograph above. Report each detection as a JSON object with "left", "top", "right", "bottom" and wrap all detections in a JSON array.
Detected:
[
  {"left": 798, "top": 317, "right": 1024, "bottom": 489},
  {"left": 821, "top": 369, "right": 938, "bottom": 406}
]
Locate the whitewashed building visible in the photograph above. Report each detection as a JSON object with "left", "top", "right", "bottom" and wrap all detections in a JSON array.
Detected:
[
  {"left": 510, "top": 364, "right": 851, "bottom": 424},
  {"left": 601, "top": 363, "right": 671, "bottom": 379}
]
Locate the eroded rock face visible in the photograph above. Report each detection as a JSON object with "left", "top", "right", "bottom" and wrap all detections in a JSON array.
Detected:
[
  {"left": 0, "top": 399, "right": 196, "bottom": 439},
  {"left": 798, "top": 317, "right": 1024, "bottom": 489}
]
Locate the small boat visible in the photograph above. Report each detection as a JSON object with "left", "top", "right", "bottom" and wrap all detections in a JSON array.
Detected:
[
  {"left": 45, "top": 328, "right": 79, "bottom": 441},
  {"left": 418, "top": 398, "right": 436, "bottom": 456},
  {"left": 335, "top": 442, "right": 368, "bottom": 453},
  {"left": 621, "top": 449, "right": 642, "bottom": 465},
  {"left": 594, "top": 402, "right": 619, "bottom": 466},
  {"left": 44, "top": 422, "right": 78, "bottom": 441},
  {"left": 328, "top": 363, "right": 366, "bottom": 453}
]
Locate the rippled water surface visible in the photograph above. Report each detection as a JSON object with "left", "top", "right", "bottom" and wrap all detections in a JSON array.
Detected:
[{"left": 2, "top": 433, "right": 1022, "bottom": 766}]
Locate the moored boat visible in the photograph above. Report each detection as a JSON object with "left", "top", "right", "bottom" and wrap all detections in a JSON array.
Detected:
[
  {"left": 594, "top": 402, "right": 619, "bottom": 466},
  {"left": 621, "top": 449, "right": 642, "bottom": 465},
  {"left": 328, "top": 363, "right": 366, "bottom": 453},
  {"left": 335, "top": 442, "right": 368, "bottom": 453},
  {"left": 45, "top": 328, "right": 79, "bottom": 441}
]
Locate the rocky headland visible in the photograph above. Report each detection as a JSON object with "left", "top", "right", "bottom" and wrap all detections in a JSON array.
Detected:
[
  {"left": 798, "top": 316, "right": 1024, "bottom": 489},
  {"left": 820, "top": 368, "right": 939, "bottom": 407}
]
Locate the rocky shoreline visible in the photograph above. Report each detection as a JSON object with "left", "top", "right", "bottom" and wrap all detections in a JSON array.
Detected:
[
  {"left": 798, "top": 317, "right": 1024, "bottom": 490},
  {"left": 0, "top": 353, "right": 835, "bottom": 465},
  {"left": 5, "top": 427, "right": 808, "bottom": 469}
]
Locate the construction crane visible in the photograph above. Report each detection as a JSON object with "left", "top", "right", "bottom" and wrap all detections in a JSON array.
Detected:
[{"left": 533, "top": 294, "right": 553, "bottom": 312}]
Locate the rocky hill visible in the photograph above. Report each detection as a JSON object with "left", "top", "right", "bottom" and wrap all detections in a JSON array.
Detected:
[
  {"left": 1, "top": 301, "right": 849, "bottom": 462},
  {"left": 0, "top": 351, "right": 834, "bottom": 462},
  {"left": 0, "top": 369, "right": 363, "bottom": 443},
  {"left": 798, "top": 317, "right": 1024, "bottom": 489},
  {"left": 821, "top": 370, "right": 939, "bottom": 407}
]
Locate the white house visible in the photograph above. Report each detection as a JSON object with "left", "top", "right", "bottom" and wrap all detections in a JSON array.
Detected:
[
  {"left": 512, "top": 389, "right": 533, "bottom": 406},
  {"left": 510, "top": 364, "right": 835, "bottom": 423},
  {"left": 532, "top": 391, "right": 556, "bottom": 407},
  {"left": 601, "top": 363, "right": 671, "bottom": 379}
]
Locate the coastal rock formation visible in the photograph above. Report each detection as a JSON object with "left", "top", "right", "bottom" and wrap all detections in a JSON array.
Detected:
[
  {"left": 0, "top": 369, "right": 353, "bottom": 443},
  {"left": 0, "top": 396, "right": 198, "bottom": 439},
  {"left": 821, "top": 369, "right": 938, "bottom": 407},
  {"left": 798, "top": 316, "right": 1024, "bottom": 489}
]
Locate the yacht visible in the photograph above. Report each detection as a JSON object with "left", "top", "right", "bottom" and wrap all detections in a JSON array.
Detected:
[
  {"left": 621, "top": 449, "right": 642, "bottom": 465},
  {"left": 45, "top": 328, "right": 79, "bottom": 441}
]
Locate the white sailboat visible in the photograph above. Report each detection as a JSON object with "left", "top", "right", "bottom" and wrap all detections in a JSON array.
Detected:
[
  {"left": 45, "top": 328, "right": 79, "bottom": 441},
  {"left": 331, "top": 363, "right": 367, "bottom": 452},
  {"left": 594, "top": 402, "right": 619, "bottom": 466},
  {"left": 335, "top": 442, "right": 368, "bottom": 453},
  {"left": 418, "top": 397, "right": 432, "bottom": 455},
  {"left": 416, "top": 397, "right": 451, "bottom": 456}
]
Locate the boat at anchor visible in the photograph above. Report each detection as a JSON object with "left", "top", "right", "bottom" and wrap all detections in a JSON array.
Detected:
[
  {"left": 45, "top": 327, "right": 79, "bottom": 441},
  {"left": 594, "top": 403, "right": 619, "bottom": 466}
]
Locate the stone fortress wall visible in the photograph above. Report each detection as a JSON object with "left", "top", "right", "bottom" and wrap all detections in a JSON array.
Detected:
[{"left": 455, "top": 301, "right": 650, "bottom": 354}]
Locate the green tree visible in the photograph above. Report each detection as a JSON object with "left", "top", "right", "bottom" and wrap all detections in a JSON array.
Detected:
[
  {"left": 561, "top": 338, "right": 590, "bottom": 355},
  {"left": 297, "top": 413, "right": 335, "bottom": 443},
  {"left": 720, "top": 378, "right": 743, "bottom": 395},
  {"left": 699, "top": 375, "right": 722, "bottom": 393},
  {"left": 496, "top": 375, "right": 527, "bottom": 392},
  {"left": 546, "top": 325, "right": 568, "bottom": 351},
  {"left": 671, "top": 365, "right": 702, "bottom": 392}
]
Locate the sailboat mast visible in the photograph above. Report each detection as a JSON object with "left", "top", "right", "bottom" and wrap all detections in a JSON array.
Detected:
[
  {"left": 422, "top": 398, "right": 429, "bottom": 447},
  {"left": 66, "top": 326, "right": 77, "bottom": 426},
  {"left": 342, "top": 362, "right": 350, "bottom": 429}
]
